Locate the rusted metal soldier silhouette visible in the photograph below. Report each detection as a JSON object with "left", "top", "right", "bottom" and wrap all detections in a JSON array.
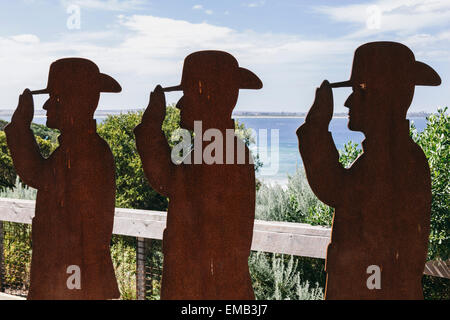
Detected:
[
  {"left": 135, "top": 51, "right": 262, "bottom": 299},
  {"left": 297, "top": 42, "right": 441, "bottom": 299},
  {"left": 5, "top": 58, "right": 121, "bottom": 299}
]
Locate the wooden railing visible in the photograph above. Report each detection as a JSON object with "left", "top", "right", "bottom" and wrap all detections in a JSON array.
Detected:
[
  {"left": 0, "top": 198, "right": 331, "bottom": 259},
  {"left": 0, "top": 197, "right": 448, "bottom": 297}
]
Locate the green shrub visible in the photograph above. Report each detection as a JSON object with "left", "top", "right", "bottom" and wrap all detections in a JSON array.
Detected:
[
  {"left": 110, "top": 235, "right": 137, "bottom": 300},
  {"left": 255, "top": 168, "right": 332, "bottom": 226},
  {"left": 0, "top": 125, "right": 58, "bottom": 192},
  {"left": 412, "top": 108, "right": 450, "bottom": 300},
  {"left": 338, "top": 141, "right": 362, "bottom": 168},
  {"left": 251, "top": 141, "right": 361, "bottom": 300},
  {"left": 0, "top": 177, "right": 37, "bottom": 200},
  {"left": 249, "top": 252, "right": 324, "bottom": 300},
  {"left": 0, "top": 132, "right": 17, "bottom": 191},
  {"left": 0, "top": 120, "right": 8, "bottom": 131},
  {"left": 98, "top": 111, "right": 168, "bottom": 211},
  {"left": 2, "top": 222, "right": 31, "bottom": 293},
  {"left": 422, "top": 275, "right": 450, "bottom": 300},
  {"left": 30, "top": 123, "right": 59, "bottom": 144},
  {"left": 411, "top": 108, "right": 449, "bottom": 261}
]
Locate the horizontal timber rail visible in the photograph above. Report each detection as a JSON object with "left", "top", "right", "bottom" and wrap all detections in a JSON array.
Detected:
[{"left": 0, "top": 198, "right": 448, "bottom": 279}]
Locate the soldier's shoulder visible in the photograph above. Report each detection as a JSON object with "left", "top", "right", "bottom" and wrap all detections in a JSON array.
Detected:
[{"left": 82, "top": 134, "right": 114, "bottom": 162}]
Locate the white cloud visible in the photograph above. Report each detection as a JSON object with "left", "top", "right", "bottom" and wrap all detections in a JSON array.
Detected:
[
  {"left": 114, "top": 15, "right": 354, "bottom": 67},
  {"left": 0, "top": 15, "right": 357, "bottom": 111},
  {"left": 10, "top": 34, "right": 40, "bottom": 44},
  {"left": 0, "top": 8, "right": 448, "bottom": 112},
  {"left": 315, "top": 0, "right": 450, "bottom": 37},
  {"left": 309, "top": 0, "right": 450, "bottom": 112},
  {"left": 60, "top": 0, "right": 145, "bottom": 11},
  {"left": 311, "top": 0, "right": 450, "bottom": 63},
  {"left": 192, "top": 4, "right": 213, "bottom": 15},
  {"left": 244, "top": 1, "right": 266, "bottom": 8}
]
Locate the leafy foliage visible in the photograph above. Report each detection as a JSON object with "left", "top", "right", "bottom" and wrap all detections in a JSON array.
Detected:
[
  {"left": 0, "top": 125, "right": 58, "bottom": 191},
  {"left": 338, "top": 141, "right": 362, "bottom": 168},
  {"left": 422, "top": 275, "right": 449, "bottom": 300},
  {"left": 0, "top": 177, "right": 37, "bottom": 200},
  {"left": 256, "top": 169, "right": 333, "bottom": 226},
  {"left": 110, "top": 235, "right": 137, "bottom": 300},
  {"left": 2, "top": 222, "right": 31, "bottom": 293},
  {"left": 255, "top": 140, "right": 363, "bottom": 227},
  {"left": 30, "top": 123, "right": 59, "bottom": 144},
  {"left": 0, "top": 120, "right": 8, "bottom": 131},
  {"left": 249, "top": 252, "right": 324, "bottom": 300},
  {"left": 411, "top": 108, "right": 449, "bottom": 261},
  {"left": 0, "top": 132, "right": 16, "bottom": 190},
  {"left": 253, "top": 168, "right": 331, "bottom": 300},
  {"left": 0, "top": 181, "right": 35, "bottom": 295},
  {"left": 235, "top": 120, "right": 263, "bottom": 172},
  {"left": 98, "top": 111, "right": 168, "bottom": 211}
]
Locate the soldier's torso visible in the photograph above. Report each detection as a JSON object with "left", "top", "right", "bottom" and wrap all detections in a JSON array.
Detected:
[
  {"left": 29, "top": 134, "right": 117, "bottom": 299},
  {"left": 165, "top": 154, "right": 255, "bottom": 256},
  {"left": 326, "top": 138, "right": 431, "bottom": 299},
  {"left": 160, "top": 138, "right": 256, "bottom": 299}
]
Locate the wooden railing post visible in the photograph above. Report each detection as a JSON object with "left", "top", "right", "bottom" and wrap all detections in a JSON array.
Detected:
[
  {"left": 0, "top": 221, "right": 4, "bottom": 292},
  {"left": 144, "top": 238, "right": 153, "bottom": 299},
  {"left": 136, "top": 237, "right": 146, "bottom": 300}
]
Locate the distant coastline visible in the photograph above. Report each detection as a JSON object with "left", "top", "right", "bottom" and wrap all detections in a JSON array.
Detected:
[
  {"left": 232, "top": 111, "right": 432, "bottom": 118},
  {"left": 234, "top": 115, "right": 348, "bottom": 119},
  {"left": 0, "top": 109, "right": 432, "bottom": 119}
]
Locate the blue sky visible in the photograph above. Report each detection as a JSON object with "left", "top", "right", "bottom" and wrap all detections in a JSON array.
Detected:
[{"left": 0, "top": 0, "right": 449, "bottom": 113}]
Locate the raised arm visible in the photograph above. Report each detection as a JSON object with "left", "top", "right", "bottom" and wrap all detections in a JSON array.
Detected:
[
  {"left": 296, "top": 81, "right": 348, "bottom": 207},
  {"left": 134, "top": 85, "right": 175, "bottom": 197},
  {"left": 4, "top": 89, "right": 48, "bottom": 190}
]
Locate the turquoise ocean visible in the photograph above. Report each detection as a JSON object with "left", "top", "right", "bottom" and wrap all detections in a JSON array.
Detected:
[{"left": 237, "top": 117, "right": 427, "bottom": 185}]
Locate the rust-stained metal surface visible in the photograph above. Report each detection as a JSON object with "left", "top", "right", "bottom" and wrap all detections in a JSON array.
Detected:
[
  {"left": 5, "top": 58, "right": 121, "bottom": 300},
  {"left": 135, "top": 51, "right": 262, "bottom": 299},
  {"left": 297, "top": 42, "right": 441, "bottom": 299}
]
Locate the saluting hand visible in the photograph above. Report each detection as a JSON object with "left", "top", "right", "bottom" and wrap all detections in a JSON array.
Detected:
[
  {"left": 11, "top": 89, "right": 34, "bottom": 127},
  {"left": 142, "top": 85, "right": 166, "bottom": 126},
  {"left": 305, "top": 80, "right": 333, "bottom": 129}
]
